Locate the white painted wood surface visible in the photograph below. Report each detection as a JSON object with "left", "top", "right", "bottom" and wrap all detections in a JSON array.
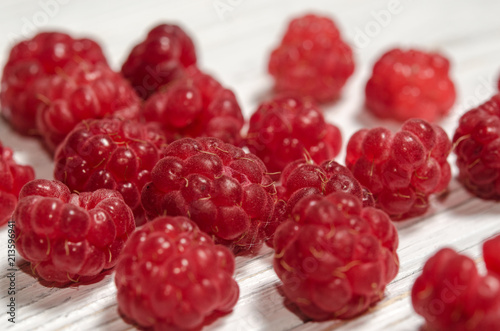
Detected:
[{"left": 1, "top": 0, "right": 500, "bottom": 330}]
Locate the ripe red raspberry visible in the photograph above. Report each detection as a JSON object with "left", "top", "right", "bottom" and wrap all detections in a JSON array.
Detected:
[
  {"left": 0, "top": 142, "right": 35, "bottom": 225},
  {"left": 453, "top": 94, "right": 500, "bottom": 199},
  {"left": 34, "top": 62, "right": 141, "bottom": 151},
  {"left": 143, "top": 66, "right": 244, "bottom": 145},
  {"left": 484, "top": 234, "right": 500, "bottom": 276},
  {"left": 54, "top": 118, "right": 169, "bottom": 225},
  {"left": 115, "top": 216, "right": 238, "bottom": 330},
  {"left": 14, "top": 179, "right": 135, "bottom": 284},
  {"left": 274, "top": 192, "right": 399, "bottom": 320},
  {"left": 412, "top": 248, "right": 500, "bottom": 331},
  {"left": 121, "top": 24, "right": 196, "bottom": 99},
  {"left": 264, "top": 159, "right": 374, "bottom": 247},
  {"left": 365, "top": 48, "right": 456, "bottom": 122},
  {"left": 268, "top": 14, "right": 355, "bottom": 103},
  {"left": 346, "top": 119, "right": 452, "bottom": 220},
  {"left": 141, "top": 137, "right": 277, "bottom": 254},
  {"left": 245, "top": 96, "right": 342, "bottom": 175},
  {"left": 1, "top": 32, "right": 107, "bottom": 134}
]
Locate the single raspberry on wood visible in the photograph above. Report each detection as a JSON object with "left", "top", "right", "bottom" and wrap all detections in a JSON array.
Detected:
[
  {"left": 0, "top": 142, "right": 35, "bottom": 225},
  {"left": 412, "top": 248, "right": 500, "bottom": 331},
  {"left": 54, "top": 118, "right": 169, "bottom": 226},
  {"left": 141, "top": 137, "right": 277, "bottom": 254},
  {"left": 245, "top": 95, "right": 342, "bottom": 175},
  {"left": 143, "top": 66, "right": 244, "bottom": 145},
  {"left": 14, "top": 179, "right": 135, "bottom": 284},
  {"left": 121, "top": 23, "right": 196, "bottom": 99},
  {"left": 263, "top": 159, "right": 374, "bottom": 247},
  {"left": 1, "top": 32, "right": 107, "bottom": 134},
  {"left": 115, "top": 216, "right": 239, "bottom": 330},
  {"left": 453, "top": 94, "right": 500, "bottom": 199},
  {"left": 274, "top": 192, "right": 399, "bottom": 320},
  {"left": 365, "top": 48, "right": 456, "bottom": 122},
  {"left": 268, "top": 14, "right": 355, "bottom": 103},
  {"left": 346, "top": 118, "right": 452, "bottom": 220},
  {"left": 35, "top": 61, "right": 141, "bottom": 152}
]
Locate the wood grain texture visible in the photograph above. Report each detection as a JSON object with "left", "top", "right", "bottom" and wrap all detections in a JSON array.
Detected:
[{"left": 1, "top": 0, "right": 500, "bottom": 330}]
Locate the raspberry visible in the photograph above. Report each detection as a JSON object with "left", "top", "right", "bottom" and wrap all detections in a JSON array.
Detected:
[
  {"left": 121, "top": 24, "right": 196, "bottom": 99},
  {"left": 346, "top": 118, "right": 452, "bottom": 220},
  {"left": 115, "top": 216, "right": 238, "bottom": 330},
  {"left": 143, "top": 66, "right": 244, "bottom": 145},
  {"left": 35, "top": 62, "right": 141, "bottom": 151},
  {"left": 1, "top": 32, "right": 107, "bottom": 134},
  {"left": 141, "top": 137, "right": 277, "bottom": 254},
  {"left": 54, "top": 118, "right": 169, "bottom": 225},
  {"left": 0, "top": 142, "right": 35, "bottom": 225},
  {"left": 273, "top": 192, "right": 399, "bottom": 320},
  {"left": 245, "top": 95, "right": 342, "bottom": 174},
  {"left": 268, "top": 14, "right": 355, "bottom": 103},
  {"left": 484, "top": 234, "right": 500, "bottom": 276},
  {"left": 453, "top": 94, "right": 500, "bottom": 199},
  {"left": 365, "top": 48, "right": 456, "bottom": 122},
  {"left": 14, "top": 179, "right": 135, "bottom": 284},
  {"left": 412, "top": 248, "right": 500, "bottom": 331},
  {"left": 264, "top": 159, "right": 374, "bottom": 247}
]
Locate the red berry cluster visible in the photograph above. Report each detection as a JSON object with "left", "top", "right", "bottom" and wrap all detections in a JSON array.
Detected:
[
  {"left": 15, "top": 179, "right": 135, "bottom": 284},
  {"left": 346, "top": 119, "right": 452, "bottom": 219},
  {"left": 269, "top": 14, "right": 355, "bottom": 103},
  {"left": 142, "top": 137, "right": 276, "bottom": 254},
  {"left": 365, "top": 48, "right": 456, "bottom": 122},
  {"left": 453, "top": 94, "right": 500, "bottom": 199},
  {"left": 0, "top": 142, "right": 35, "bottom": 225},
  {"left": 115, "top": 216, "right": 239, "bottom": 330},
  {"left": 412, "top": 235, "right": 500, "bottom": 331},
  {"left": 274, "top": 192, "right": 399, "bottom": 320},
  {"left": 54, "top": 118, "right": 168, "bottom": 226},
  {"left": 245, "top": 95, "right": 342, "bottom": 175}
]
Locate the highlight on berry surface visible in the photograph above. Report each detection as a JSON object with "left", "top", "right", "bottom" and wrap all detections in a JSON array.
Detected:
[
  {"left": 14, "top": 179, "right": 135, "bottom": 284},
  {"left": 273, "top": 192, "right": 399, "bottom": 320},
  {"left": 365, "top": 48, "right": 456, "bottom": 122},
  {"left": 268, "top": 13, "right": 355, "bottom": 103},
  {"left": 115, "top": 216, "right": 239, "bottom": 330},
  {"left": 346, "top": 118, "right": 452, "bottom": 220}
]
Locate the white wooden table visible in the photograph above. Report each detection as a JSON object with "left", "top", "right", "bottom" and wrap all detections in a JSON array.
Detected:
[{"left": 1, "top": 0, "right": 500, "bottom": 330}]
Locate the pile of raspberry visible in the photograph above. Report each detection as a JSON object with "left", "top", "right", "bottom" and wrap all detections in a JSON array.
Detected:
[
  {"left": 141, "top": 137, "right": 277, "bottom": 254},
  {"left": 412, "top": 235, "right": 500, "bottom": 330},
  {"left": 115, "top": 216, "right": 239, "bottom": 330},
  {"left": 0, "top": 141, "right": 35, "bottom": 225},
  {"left": 274, "top": 192, "right": 399, "bottom": 320},
  {"left": 268, "top": 14, "right": 355, "bottom": 103},
  {"left": 245, "top": 95, "right": 342, "bottom": 175},
  {"left": 14, "top": 179, "right": 135, "bottom": 283},
  {"left": 453, "top": 93, "right": 500, "bottom": 199},
  {"left": 365, "top": 48, "right": 456, "bottom": 122},
  {"left": 346, "top": 119, "right": 452, "bottom": 219}
]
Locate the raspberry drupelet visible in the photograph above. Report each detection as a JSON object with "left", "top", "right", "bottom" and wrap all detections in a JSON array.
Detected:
[
  {"left": 35, "top": 61, "right": 141, "bottom": 152},
  {"left": 115, "top": 216, "right": 239, "bottom": 330},
  {"left": 453, "top": 94, "right": 500, "bottom": 199},
  {"left": 268, "top": 14, "right": 355, "bottom": 103},
  {"left": 14, "top": 179, "right": 135, "bottom": 284},
  {"left": 54, "top": 118, "right": 169, "bottom": 226},
  {"left": 264, "top": 159, "right": 374, "bottom": 247},
  {"left": 141, "top": 137, "right": 277, "bottom": 254},
  {"left": 0, "top": 142, "right": 35, "bottom": 225},
  {"left": 245, "top": 95, "right": 342, "bottom": 175},
  {"left": 365, "top": 48, "right": 456, "bottom": 122},
  {"left": 143, "top": 66, "right": 244, "bottom": 145},
  {"left": 274, "top": 192, "right": 399, "bottom": 320},
  {"left": 346, "top": 118, "right": 452, "bottom": 220},
  {"left": 0, "top": 32, "right": 107, "bottom": 134},
  {"left": 412, "top": 247, "right": 500, "bottom": 331},
  {"left": 121, "top": 23, "right": 196, "bottom": 99}
]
